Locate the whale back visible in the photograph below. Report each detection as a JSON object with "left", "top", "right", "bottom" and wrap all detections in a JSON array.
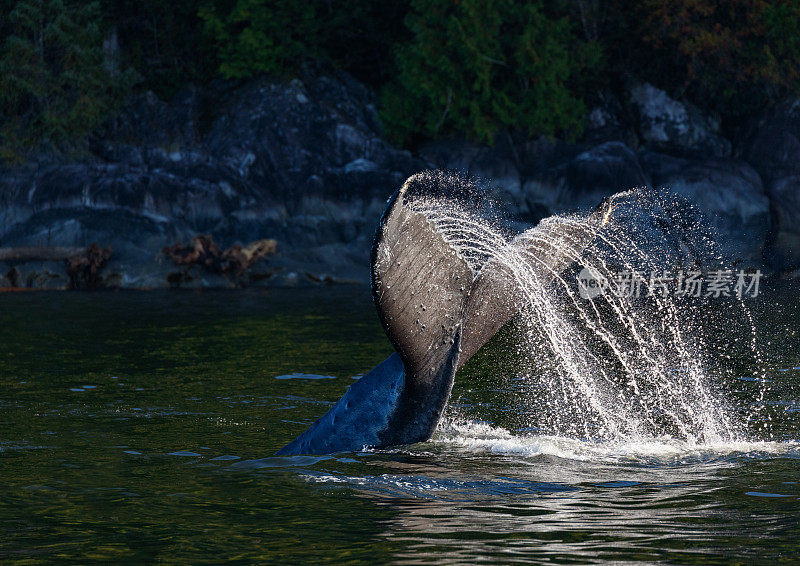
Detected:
[{"left": 274, "top": 353, "right": 405, "bottom": 455}]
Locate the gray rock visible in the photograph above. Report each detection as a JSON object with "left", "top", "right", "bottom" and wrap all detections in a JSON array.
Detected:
[
  {"left": 204, "top": 75, "right": 418, "bottom": 196},
  {"left": 0, "top": 73, "right": 424, "bottom": 287},
  {"left": 742, "top": 97, "right": 800, "bottom": 272},
  {"left": 582, "top": 92, "right": 639, "bottom": 147},
  {"left": 523, "top": 141, "right": 650, "bottom": 220},
  {"left": 743, "top": 97, "right": 800, "bottom": 183},
  {"left": 420, "top": 139, "right": 650, "bottom": 226},
  {"left": 641, "top": 152, "right": 770, "bottom": 266},
  {"left": 763, "top": 175, "right": 800, "bottom": 272},
  {"left": 0, "top": 71, "right": 789, "bottom": 286},
  {"left": 94, "top": 86, "right": 202, "bottom": 163},
  {"left": 630, "top": 83, "right": 731, "bottom": 158}
]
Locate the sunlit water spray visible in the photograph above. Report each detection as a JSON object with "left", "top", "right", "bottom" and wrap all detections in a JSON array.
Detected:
[{"left": 408, "top": 180, "right": 773, "bottom": 456}]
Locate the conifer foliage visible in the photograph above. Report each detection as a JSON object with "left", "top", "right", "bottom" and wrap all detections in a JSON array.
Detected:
[
  {"left": 380, "top": 0, "right": 597, "bottom": 145},
  {"left": 0, "top": 0, "right": 128, "bottom": 157}
]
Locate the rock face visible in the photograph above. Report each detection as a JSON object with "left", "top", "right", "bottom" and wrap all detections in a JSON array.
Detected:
[
  {"left": 640, "top": 153, "right": 770, "bottom": 266},
  {"left": 422, "top": 137, "right": 774, "bottom": 271},
  {"left": 763, "top": 176, "right": 800, "bottom": 271},
  {"left": 0, "top": 72, "right": 796, "bottom": 286},
  {"left": 420, "top": 139, "right": 651, "bottom": 225},
  {"left": 630, "top": 83, "right": 731, "bottom": 158},
  {"left": 523, "top": 142, "right": 651, "bottom": 219},
  {"left": 0, "top": 73, "right": 423, "bottom": 287},
  {"left": 743, "top": 98, "right": 800, "bottom": 272}
]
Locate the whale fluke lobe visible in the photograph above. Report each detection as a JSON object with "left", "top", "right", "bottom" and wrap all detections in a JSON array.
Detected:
[
  {"left": 371, "top": 176, "right": 472, "bottom": 395},
  {"left": 276, "top": 171, "right": 619, "bottom": 456},
  {"left": 459, "top": 203, "right": 616, "bottom": 364},
  {"left": 275, "top": 352, "right": 405, "bottom": 455}
]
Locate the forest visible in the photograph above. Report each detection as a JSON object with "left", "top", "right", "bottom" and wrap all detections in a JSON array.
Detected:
[{"left": 1, "top": 0, "right": 800, "bottom": 158}]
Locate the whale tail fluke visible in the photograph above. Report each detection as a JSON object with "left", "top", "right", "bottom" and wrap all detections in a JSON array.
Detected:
[
  {"left": 458, "top": 194, "right": 620, "bottom": 365},
  {"left": 277, "top": 172, "right": 622, "bottom": 455},
  {"left": 371, "top": 175, "right": 473, "bottom": 391},
  {"left": 377, "top": 172, "right": 622, "bottom": 371}
]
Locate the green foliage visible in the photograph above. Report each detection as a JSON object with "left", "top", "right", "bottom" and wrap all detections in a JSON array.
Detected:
[
  {"left": 102, "top": 0, "right": 215, "bottom": 99},
  {"left": 199, "top": 0, "right": 318, "bottom": 79},
  {"left": 0, "top": 0, "right": 129, "bottom": 157},
  {"left": 759, "top": 1, "right": 800, "bottom": 90},
  {"left": 313, "top": 0, "right": 410, "bottom": 88},
  {"left": 3, "top": 0, "right": 800, "bottom": 158},
  {"left": 198, "top": 0, "right": 409, "bottom": 86},
  {"left": 380, "top": 0, "right": 598, "bottom": 146},
  {"left": 630, "top": 0, "right": 800, "bottom": 118}
]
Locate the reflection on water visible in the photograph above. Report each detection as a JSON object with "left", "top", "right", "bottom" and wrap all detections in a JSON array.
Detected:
[{"left": 0, "top": 285, "right": 798, "bottom": 563}]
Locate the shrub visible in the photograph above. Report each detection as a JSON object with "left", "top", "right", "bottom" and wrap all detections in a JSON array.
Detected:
[
  {"left": 0, "top": 0, "right": 129, "bottom": 158},
  {"left": 380, "top": 0, "right": 598, "bottom": 145},
  {"left": 198, "top": 0, "right": 409, "bottom": 87},
  {"left": 635, "top": 0, "right": 800, "bottom": 118},
  {"left": 199, "top": 0, "right": 318, "bottom": 79},
  {"left": 102, "top": 0, "right": 215, "bottom": 99}
]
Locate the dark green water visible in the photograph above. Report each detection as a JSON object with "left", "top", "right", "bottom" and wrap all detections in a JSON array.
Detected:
[{"left": 0, "top": 285, "right": 798, "bottom": 564}]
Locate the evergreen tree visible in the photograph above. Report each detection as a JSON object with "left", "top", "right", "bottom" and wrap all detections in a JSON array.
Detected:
[
  {"left": 198, "top": 0, "right": 409, "bottom": 87},
  {"left": 380, "top": 0, "right": 598, "bottom": 146},
  {"left": 0, "top": 0, "right": 128, "bottom": 158},
  {"left": 103, "top": 0, "right": 214, "bottom": 99},
  {"left": 608, "top": 0, "right": 800, "bottom": 121},
  {"left": 199, "top": 0, "right": 318, "bottom": 79}
]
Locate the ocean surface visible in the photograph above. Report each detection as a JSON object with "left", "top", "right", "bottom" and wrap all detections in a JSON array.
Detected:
[{"left": 0, "top": 285, "right": 798, "bottom": 563}]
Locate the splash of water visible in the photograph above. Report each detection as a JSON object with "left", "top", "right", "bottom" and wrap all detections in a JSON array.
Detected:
[{"left": 410, "top": 180, "right": 766, "bottom": 446}]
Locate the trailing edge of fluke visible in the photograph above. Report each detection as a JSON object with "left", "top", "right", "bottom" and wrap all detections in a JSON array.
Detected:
[{"left": 276, "top": 172, "right": 619, "bottom": 456}]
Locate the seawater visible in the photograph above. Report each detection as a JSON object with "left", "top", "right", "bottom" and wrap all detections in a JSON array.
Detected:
[{"left": 0, "top": 283, "right": 797, "bottom": 561}]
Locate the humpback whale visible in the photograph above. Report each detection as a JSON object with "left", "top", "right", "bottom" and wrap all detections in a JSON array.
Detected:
[{"left": 276, "top": 172, "right": 618, "bottom": 456}]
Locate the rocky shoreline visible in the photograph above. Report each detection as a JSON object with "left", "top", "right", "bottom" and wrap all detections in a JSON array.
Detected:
[{"left": 1, "top": 72, "right": 798, "bottom": 289}]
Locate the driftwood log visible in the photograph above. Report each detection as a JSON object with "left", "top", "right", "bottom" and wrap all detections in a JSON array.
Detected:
[
  {"left": 163, "top": 235, "right": 277, "bottom": 286},
  {"left": 66, "top": 244, "right": 113, "bottom": 290},
  {"left": 0, "top": 247, "right": 84, "bottom": 262},
  {"left": 0, "top": 245, "right": 112, "bottom": 290}
]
